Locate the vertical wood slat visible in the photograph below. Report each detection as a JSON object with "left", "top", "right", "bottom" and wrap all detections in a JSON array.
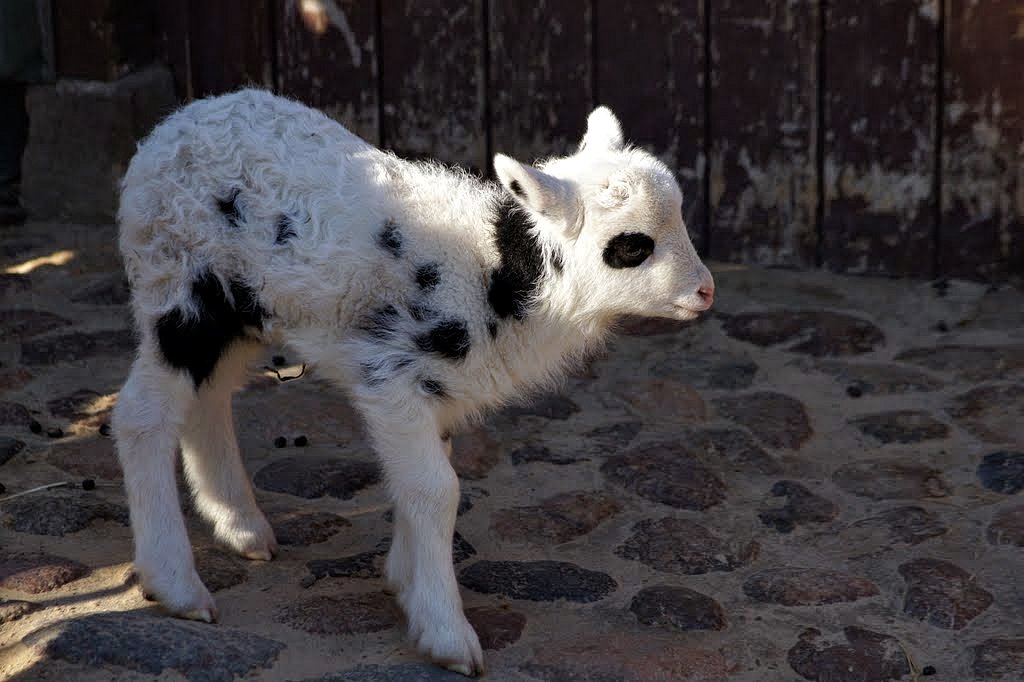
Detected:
[
  {"left": 275, "top": 0, "right": 378, "bottom": 144},
  {"left": 822, "top": 0, "right": 938, "bottom": 277},
  {"left": 36, "top": 0, "right": 56, "bottom": 82},
  {"left": 489, "top": 0, "right": 593, "bottom": 166},
  {"left": 154, "top": 0, "right": 191, "bottom": 99},
  {"left": 941, "top": 0, "right": 1024, "bottom": 281},
  {"left": 709, "top": 0, "right": 819, "bottom": 267},
  {"left": 379, "top": 0, "right": 486, "bottom": 172},
  {"left": 596, "top": 0, "right": 706, "bottom": 254},
  {"left": 187, "top": 0, "right": 274, "bottom": 97}
]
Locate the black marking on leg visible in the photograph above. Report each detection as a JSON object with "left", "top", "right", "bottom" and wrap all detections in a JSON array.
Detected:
[
  {"left": 275, "top": 215, "right": 297, "bottom": 244},
  {"left": 155, "top": 272, "right": 266, "bottom": 387},
  {"left": 377, "top": 219, "right": 403, "bottom": 257},
  {"left": 420, "top": 378, "right": 448, "bottom": 398},
  {"left": 415, "top": 319, "right": 471, "bottom": 360},
  {"left": 487, "top": 320, "right": 498, "bottom": 339},
  {"left": 415, "top": 263, "right": 441, "bottom": 290},
  {"left": 487, "top": 197, "right": 545, "bottom": 320},
  {"left": 603, "top": 232, "right": 656, "bottom": 269},
  {"left": 217, "top": 189, "right": 242, "bottom": 227},
  {"left": 359, "top": 304, "right": 400, "bottom": 339}
]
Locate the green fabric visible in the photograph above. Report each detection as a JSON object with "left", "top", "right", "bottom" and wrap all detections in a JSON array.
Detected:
[{"left": 0, "top": 0, "right": 46, "bottom": 82}]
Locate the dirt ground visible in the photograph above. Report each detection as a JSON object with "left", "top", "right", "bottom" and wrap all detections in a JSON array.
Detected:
[{"left": 1, "top": 219, "right": 1022, "bottom": 681}]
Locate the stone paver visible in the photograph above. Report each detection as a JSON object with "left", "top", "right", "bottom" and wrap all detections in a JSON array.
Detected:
[
  {"left": 898, "top": 558, "right": 994, "bottom": 630},
  {"left": 23, "top": 610, "right": 283, "bottom": 681},
  {"left": 0, "top": 553, "right": 89, "bottom": 593},
  {"left": 274, "top": 592, "right": 401, "bottom": 635},
  {"left": 458, "top": 560, "right": 616, "bottom": 602},
  {"left": 628, "top": 585, "right": 727, "bottom": 631},
  {"left": 758, "top": 480, "right": 838, "bottom": 532},
  {"left": 616, "top": 517, "right": 760, "bottom": 574},
  {"left": 787, "top": 627, "right": 912, "bottom": 682},
  {"left": 2, "top": 219, "right": 1023, "bottom": 680},
  {"left": 742, "top": 567, "right": 879, "bottom": 606}
]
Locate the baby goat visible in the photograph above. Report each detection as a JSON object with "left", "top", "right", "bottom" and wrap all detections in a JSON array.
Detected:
[{"left": 113, "top": 90, "right": 714, "bottom": 676}]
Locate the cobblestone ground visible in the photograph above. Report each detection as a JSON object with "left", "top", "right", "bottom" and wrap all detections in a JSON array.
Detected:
[{"left": 1, "top": 220, "right": 1023, "bottom": 681}]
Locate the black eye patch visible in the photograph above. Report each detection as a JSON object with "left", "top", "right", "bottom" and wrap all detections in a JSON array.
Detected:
[{"left": 603, "top": 232, "right": 655, "bottom": 268}]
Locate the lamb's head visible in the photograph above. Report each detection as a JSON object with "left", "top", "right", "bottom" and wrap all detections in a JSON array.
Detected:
[{"left": 493, "top": 107, "right": 714, "bottom": 324}]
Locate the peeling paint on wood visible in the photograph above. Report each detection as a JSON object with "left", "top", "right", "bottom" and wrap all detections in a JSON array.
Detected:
[
  {"left": 188, "top": 0, "right": 274, "bottom": 97},
  {"left": 710, "top": 0, "right": 818, "bottom": 267},
  {"left": 942, "top": 0, "right": 1024, "bottom": 281},
  {"left": 276, "top": 0, "right": 378, "bottom": 144},
  {"left": 597, "top": 0, "right": 706, "bottom": 254},
  {"left": 379, "top": 0, "right": 486, "bottom": 172},
  {"left": 489, "top": 0, "right": 592, "bottom": 167},
  {"left": 822, "top": 0, "right": 938, "bottom": 277}
]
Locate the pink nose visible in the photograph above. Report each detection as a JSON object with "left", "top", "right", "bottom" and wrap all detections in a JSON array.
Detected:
[{"left": 697, "top": 283, "right": 715, "bottom": 308}]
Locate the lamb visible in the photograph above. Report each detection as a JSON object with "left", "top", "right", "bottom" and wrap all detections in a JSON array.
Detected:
[{"left": 112, "top": 89, "right": 714, "bottom": 676}]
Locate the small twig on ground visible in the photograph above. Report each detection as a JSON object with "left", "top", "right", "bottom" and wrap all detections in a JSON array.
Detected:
[
  {"left": 0, "top": 481, "right": 72, "bottom": 504},
  {"left": 897, "top": 640, "right": 921, "bottom": 682}
]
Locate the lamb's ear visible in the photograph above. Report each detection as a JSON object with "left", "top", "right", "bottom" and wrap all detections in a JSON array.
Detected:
[
  {"left": 493, "top": 153, "right": 581, "bottom": 235},
  {"left": 580, "top": 106, "right": 624, "bottom": 153}
]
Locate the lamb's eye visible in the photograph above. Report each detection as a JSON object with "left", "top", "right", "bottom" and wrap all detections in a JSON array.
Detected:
[{"left": 603, "top": 232, "right": 655, "bottom": 269}]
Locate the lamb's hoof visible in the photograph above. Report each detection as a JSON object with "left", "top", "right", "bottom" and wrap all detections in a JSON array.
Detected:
[
  {"left": 181, "top": 607, "right": 218, "bottom": 623},
  {"left": 161, "top": 587, "right": 218, "bottom": 623},
  {"left": 242, "top": 547, "right": 275, "bottom": 561},
  {"left": 410, "top": 612, "right": 484, "bottom": 678},
  {"left": 216, "top": 512, "right": 278, "bottom": 562},
  {"left": 135, "top": 560, "right": 217, "bottom": 624},
  {"left": 444, "top": 662, "right": 480, "bottom": 677}
]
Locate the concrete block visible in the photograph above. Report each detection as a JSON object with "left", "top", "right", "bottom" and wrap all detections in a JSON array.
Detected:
[{"left": 22, "top": 65, "right": 177, "bottom": 223}]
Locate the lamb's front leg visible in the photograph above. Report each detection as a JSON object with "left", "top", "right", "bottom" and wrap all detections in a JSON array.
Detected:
[{"left": 367, "top": 413, "right": 483, "bottom": 676}]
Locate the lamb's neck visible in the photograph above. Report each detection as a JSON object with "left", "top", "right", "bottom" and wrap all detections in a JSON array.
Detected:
[{"left": 501, "top": 285, "right": 613, "bottom": 392}]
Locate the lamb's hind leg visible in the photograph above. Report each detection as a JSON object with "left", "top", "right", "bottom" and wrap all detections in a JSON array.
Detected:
[
  {"left": 113, "top": 345, "right": 214, "bottom": 621},
  {"left": 180, "top": 340, "right": 277, "bottom": 560}
]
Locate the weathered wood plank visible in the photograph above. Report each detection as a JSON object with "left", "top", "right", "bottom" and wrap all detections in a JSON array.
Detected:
[
  {"left": 597, "top": 0, "right": 706, "bottom": 254},
  {"left": 154, "top": 0, "right": 190, "bottom": 99},
  {"left": 36, "top": 0, "right": 56, "bottom": 82},
  {"left": 489, "top": 0, "right": 592, "bottom": 165},
  {"left": 941, "top": 0, "right": 1024, "bottom": 281},
  {"left": 379, "top": 0, "right": 486, "bottom": 171},
  {"left": 53, "top": 0, "right": 156, "bottom": 81},
  {"left": 822, "top": 1, "right": 938, "bottom": 278},
  {"left": 276, "top": 0, "right": 378, "bottom": 144},
  {"left": 709, "top": 0, "right": 818, "bottom": 266},
  {"left": 187, "top": 0, "right": 273, "bottom": 97}
]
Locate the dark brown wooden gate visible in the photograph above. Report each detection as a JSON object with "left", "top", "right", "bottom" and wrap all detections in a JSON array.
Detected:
[{"left": 54, "top": 0, "right": 1023, "bottom": 282}]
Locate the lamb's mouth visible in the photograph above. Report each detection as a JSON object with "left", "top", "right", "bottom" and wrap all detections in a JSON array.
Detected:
[{"left": 670, "top": 304, "right": 703, "bottom": 320}]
